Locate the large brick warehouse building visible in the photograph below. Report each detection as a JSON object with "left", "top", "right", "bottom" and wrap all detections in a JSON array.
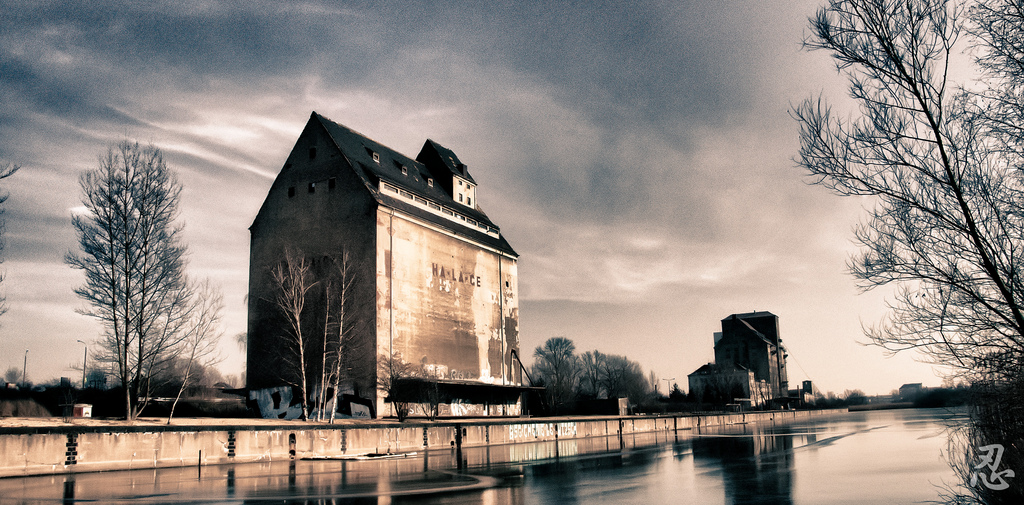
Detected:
[{"left": 247, "top": 112, "right": 525, "bottom": 419}]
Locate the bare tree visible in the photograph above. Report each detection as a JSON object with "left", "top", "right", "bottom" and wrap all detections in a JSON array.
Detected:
[
  {"left": 969, "top": 0, "right": 1024, "bottom": 158},
  {"left": 579, "top": 350, "right": 604, "bottom": 399},
  {"left": 795, "top": 0, "right": 1024, "bottom": 381},
  {"left": 326, "top": 250, "right": 363, "bottom": 423},
  {"left": 0, "top": 162, "right": 19, "bottom": 319},
  {"left": 796, "top": 1, "right": 1024, "bottom": 499},
  {"left": 67, "top": 140, "right": 193, "bottom": 420},
  {"left": 598, "top": 353, "right": 649, "bottom": 406},
  {"left": 532, "top": 337, "right": 581, "bottom": 414},
  {"left": 167, "top": 279, "right": 224, "bottom": 423},
  {"left": 377, "top": 350, "right": 415, "bottom": 421},
  {"left": 268, "top": 248, "right": 316, "bottom": 421}
]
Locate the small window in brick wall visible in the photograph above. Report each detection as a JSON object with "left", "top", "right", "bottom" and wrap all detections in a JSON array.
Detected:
[
  {"left": 288, "top": 187, "right": 295, "bottom": 198},
  {"left": 329, "top": 177, "right": 336, "bottom": 190},
  {"left": 308, "top": 183, "right": 315, "bottom": 193},
  {"left": 309, "top": 147, "right": 317, "bottom": 160}
]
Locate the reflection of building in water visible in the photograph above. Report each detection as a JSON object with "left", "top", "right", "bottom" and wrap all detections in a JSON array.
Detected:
[
  {"left": 687, "top": 363, "right": 770, "bottom": 407},
  {"left": 687, "top": 311, "right": 790, "bottom": 407},
  {"left": 692, "top": 428, "right": 795, "bottom": 504},
  {"left": 247, "top": 112, "right": 526, "bottom": 419}
]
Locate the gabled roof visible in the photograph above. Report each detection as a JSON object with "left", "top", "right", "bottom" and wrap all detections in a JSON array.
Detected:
[
  {"left": 727, "top": 310, "right": 777, "bottom": 320},
  {"left": 420, "top": 139, "right": 477, "bottom": 184},
  {"left": 312, "top": 112, "right": 516, "bottom": 256},
  {"left": 688, "top": 362, "right": 751, "bottom": 376}
]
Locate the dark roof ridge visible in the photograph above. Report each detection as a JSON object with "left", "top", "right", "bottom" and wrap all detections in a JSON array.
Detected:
[{"left": 307, "top": 112, "right": 515, "bottom": 257}]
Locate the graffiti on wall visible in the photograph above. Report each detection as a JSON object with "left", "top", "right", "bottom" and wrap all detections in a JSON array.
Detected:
[
  {"left": 507, "top": 422, "right": 578, "bottom": 441},
  {"left": 249, "top": 384, "right": 373, "bottom": 420}
]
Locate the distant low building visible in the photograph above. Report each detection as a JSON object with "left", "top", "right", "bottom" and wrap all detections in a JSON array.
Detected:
[
  {"left": 687, "top": 362, "right": 770, "bottom": 407},
  {"left": 899, "top": 383, "right": 924, "bottom": 400}
]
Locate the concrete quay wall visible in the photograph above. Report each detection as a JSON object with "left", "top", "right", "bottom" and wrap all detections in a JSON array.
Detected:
[{"left": 0, "top": 409, "right": 845, "bottom": 478}]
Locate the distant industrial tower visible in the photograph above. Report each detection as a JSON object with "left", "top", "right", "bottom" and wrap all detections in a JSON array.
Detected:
[
  {"left": 714, "top": 311, "right": 789, "bottom": 399},
  {"left": 688, "top": 311, "right": 789, "bottom": 406}
]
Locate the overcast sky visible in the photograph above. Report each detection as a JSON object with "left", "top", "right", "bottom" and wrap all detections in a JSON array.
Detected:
[{"left": 0, "top": 0, "right": 947, "bottom": 395}]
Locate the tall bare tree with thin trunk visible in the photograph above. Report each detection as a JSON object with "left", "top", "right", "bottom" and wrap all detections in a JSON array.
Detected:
[
  {"left": 67, "top": 140, "right": 194, "bottom": 420},
  {"left": 328, "top": 250, "right": 361, "bottom": 423},
  {"left": 269, "top": 248, "right": 316, "bottom": 421},
  {"left": 167, "top": 279, "right": 224, "bottom": 423}
]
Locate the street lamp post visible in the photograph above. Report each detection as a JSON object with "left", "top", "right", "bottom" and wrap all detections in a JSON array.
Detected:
[
  {"left": 663, "top": 378, "right": 675, "bottom": 397},
  {"left": 22, "top": 350, "right": 27, "bottom": 386},
  {"left": 77, "top": 340, "right": 87, "bottom": 389}
]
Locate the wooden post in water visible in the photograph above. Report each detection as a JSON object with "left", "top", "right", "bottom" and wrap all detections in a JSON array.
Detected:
[{"left": 455, "top": 425, "right": 464, "bottom": 470}]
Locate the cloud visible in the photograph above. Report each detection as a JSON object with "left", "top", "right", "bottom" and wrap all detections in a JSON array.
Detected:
[{"left": 0, "top": 0, "right": 942, "bottom": 394}]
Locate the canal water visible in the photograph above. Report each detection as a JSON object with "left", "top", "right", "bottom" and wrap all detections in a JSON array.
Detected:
[{"left": 0, "top": 408, "right": 966, "bottom": 504}]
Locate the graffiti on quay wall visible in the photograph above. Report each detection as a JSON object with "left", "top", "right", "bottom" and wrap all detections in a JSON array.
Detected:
[{"left": 507, "top": 422, "right": 577, "bottom": 441}]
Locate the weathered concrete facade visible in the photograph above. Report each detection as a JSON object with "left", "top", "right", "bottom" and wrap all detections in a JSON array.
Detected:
[
  {"left": 376, "top": 209, "right": 520, "bottom": 385},
  {"left": 247, "top": 112, "right": 520, "bottom": 419}
]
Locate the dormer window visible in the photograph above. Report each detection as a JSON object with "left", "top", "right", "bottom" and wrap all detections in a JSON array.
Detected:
[
  {"left": 401, "top": 166, "right": 408, "bottom": 176},
  {"left": 372, "top": 152, "right": 380, "bottom": 163},
  {"left": 427, "top": 178, "right": 433, "bottom": 187}
]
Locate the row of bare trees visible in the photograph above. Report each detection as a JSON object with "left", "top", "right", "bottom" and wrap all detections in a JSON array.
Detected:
[{"left": 531, "top": 337, "right": 653, "bottom": 414}]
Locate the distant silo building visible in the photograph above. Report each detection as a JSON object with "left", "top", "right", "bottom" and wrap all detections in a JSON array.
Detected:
[
  {"left": 714, "top": 311, "right": 788, "bottom": 400},
  {"left": 686, "top": 311, "right": 789, "bottom": 407},
  {"left": 247, "top": 112, "right": 523, "bottom": 419}
]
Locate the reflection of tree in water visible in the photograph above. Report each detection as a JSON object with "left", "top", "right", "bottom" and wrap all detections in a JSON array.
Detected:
[{"left": 692, "top": 432, "right": 794, "bottom": 505}]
